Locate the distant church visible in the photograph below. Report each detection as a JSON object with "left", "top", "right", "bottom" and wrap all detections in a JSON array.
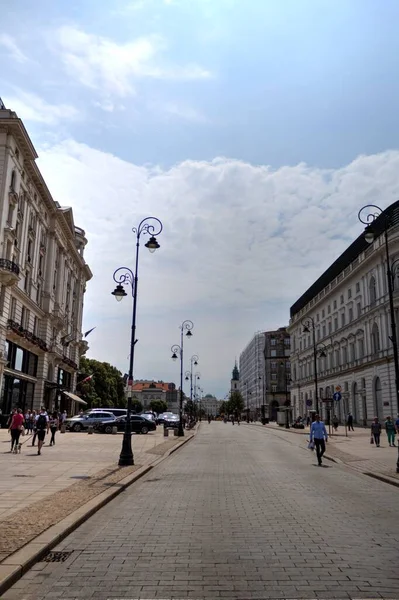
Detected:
[{"left": 230, "top": 362, "right": 239, "bottom": 394}]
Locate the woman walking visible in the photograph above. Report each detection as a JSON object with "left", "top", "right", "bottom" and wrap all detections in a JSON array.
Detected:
[
  {"left": 384, "top": 416, "right": 396, "bottom": 447},
  {"left": 371, "top": 417, "right": 382, "bottom": 447},
  {"left": 9, "top": 408, "right": 24, "bottom": 452},
  {"left": 49, "top": 412, "right": 59, "bottom": 446}
]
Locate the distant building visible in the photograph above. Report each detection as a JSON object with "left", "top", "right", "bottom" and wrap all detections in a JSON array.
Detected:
[
  {"left": 200, "top": 394, "right": 222, "bottom": 417},
  {"left": 239, "top": 332, "right": 265, "bottom": 419},
  {"left": 264, "top": 328, "right": 291, "bottom": 421},
  {"left": 129, "top": 379, "right": 178, "bottom": 412}
]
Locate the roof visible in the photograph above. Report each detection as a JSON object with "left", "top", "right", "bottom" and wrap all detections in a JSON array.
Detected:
[
  {"left": 290, "top": 200, "right": 399, "bottom": 318},
  {"left": 132, "top": 381, "right": 172, "bottom": 392}
]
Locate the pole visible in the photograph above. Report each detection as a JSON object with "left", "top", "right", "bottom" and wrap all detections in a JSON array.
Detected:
[
  {"left": 119, "top": 240, "right": 140, "bottom": 466},
  {"left": 313, "top": 325, "right": 319, "bottom": 414},
  {"left": 178, "top": 326, "right": 184, "bottom": 437},
  {"left": 384, "top": 229, "right": 399, "bottom": 414}
]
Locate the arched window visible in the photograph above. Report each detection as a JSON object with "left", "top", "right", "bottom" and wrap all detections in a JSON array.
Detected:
[
  {"left": 373, "top": 377, "right": 383, "bottom": 418},
  {"left": 369, "top": 276, "right": 377, "bottom": 305},
  {"left": 10, "top": 170, "right": 16, "bottom": 190},
  {"left": 371, "top": 322, "right": 380, "bottom": 354}
]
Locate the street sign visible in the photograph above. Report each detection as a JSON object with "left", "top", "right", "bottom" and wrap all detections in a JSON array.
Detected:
[
  {"left": 335, "top": 385, "right": 342, "bottom": 392},
  {"left": 306, "top": 399, "right": 312, "bottom": 407},
  {"left": 333, "top": 392, "right": 342, "bottom": 402}
]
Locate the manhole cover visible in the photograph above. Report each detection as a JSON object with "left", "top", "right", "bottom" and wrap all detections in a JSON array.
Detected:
[{"left": 43, "top": 551, "right": 72, "bottom": 563}]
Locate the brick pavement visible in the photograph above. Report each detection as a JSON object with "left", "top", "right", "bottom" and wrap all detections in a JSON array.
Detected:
[{"left": 3, "top": 421, "right": 399, "bottom": 600}]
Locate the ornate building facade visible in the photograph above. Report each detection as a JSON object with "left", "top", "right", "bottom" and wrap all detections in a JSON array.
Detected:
[
  {"left": 0, "top": 102, "right": 92, "bottom": 422},
  {"left": 288, "top": 201, "right": 399, "bottom": 425}
]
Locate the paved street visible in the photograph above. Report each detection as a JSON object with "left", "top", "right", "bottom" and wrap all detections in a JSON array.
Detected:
[{"left": 4, "top": 422, "right": 399, "bottom": 600}]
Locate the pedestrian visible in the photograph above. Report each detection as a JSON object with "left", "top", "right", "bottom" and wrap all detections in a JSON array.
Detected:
[
  {"left": 371, "top": 417, "right": 382, "bottom": 447},
  {"left": 332, "top": 414, "right": 339, "bottom": 431},
  {"left": 8, "top": 408, "right": 24, "bottom": 453},
  {"left": 59, "top": 410, "right": 67, "bottom": 431},
  {"left": 49, "top": 412, "right": 59, "bottom": 446},
  {"left": 309, "top": 413, "right": 328, "bottom": 466},
  {"left": 24, "top": 410, "right": 30, "bottom": 432},
  {"left": 35, "top": 409, "right": 49, "bottom": 456},
  {"left": 31, "top": 410, "right": 38, "bottom": 446},
  {"left": 7, "top": 408, "right": 16, "bottom": 429},
  {"left": 384, "top": 416, "right": 396, "bottom": 447},
  {"left": 347, "top": 412, "right": 354, "bottom": 432},
  {"left": 395, "top": 413, "right": 399, "bottom": 434}
]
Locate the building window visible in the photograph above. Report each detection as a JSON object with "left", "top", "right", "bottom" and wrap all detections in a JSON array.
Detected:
[
  {"left": 271, "top": 385, "right": 277, "bottom": 393},
  {"left": 369, "top": 276, "right": 377, "bottom": 305},
  {"left": 316, "top": 313, "right": 320, "bottom": 322},
  {"left": 10, "top": 297, "right": 17, "bottom": 320},
  {"left": 271, "top": 373, "right": 277, "bottom": 380},
  {"left": 322, "top": 309, "right": 325, "bottom": 318},
  {"left": 271, "top": 362, "right": 276, "bottom": 369},
  {"left": 356, "top": 282, "right": 360, "bottom": 294},
  {"left": 371, "top": 323, "right": 380, "bottom": 354},
  {"left": 333, "top": 300, "right": 337, "bottom": 309},
  {"left": 284, "top": 338, "right": 290, "bottom": 346},
  {"left": 271, "top": 338, "right": 276, "bottom": 346},
  {"left": 357, "top": 302, "right": 362, "bottom": 318},
  {"left": 334, "top": 317, "right": 338, "bottom": 331},
  {"left": 328, "top": 304, "right": 331, "bottom": 314},
  {"left": 286, "top": 361, "right": 290, "bottom": 368},
  {"left": 348, "top": 288, "right": 352, "bottom": 299},
  {"left": 10, "top": 170, "right": 16, "bottom": 190},
  {"left": 271, "top": 350, "right": 276, "bottom": 357},
  {"left": 358, "top": 338, "right": 364, "bottom": 358},
  {"left": 340, "top": 294, "right": 344, "bottom": 305},
  {"left": 342, "top": 346, "right": 347, "bottom": 364},
  {"left": 341, "top": 311, "right": 346, "bottom": 327},
  {"left": 322, "top": 325, "right": 326, "bottom": 337},
  {"left": 317, "top": 328, "right": 320, "bottom": 341},
  {"left": 328, "top": 321, "right": 332, "bottom": 334},
  {"left": 349, "top": 343, "right": 356, "bottom": 362},
  {"left": 349, "top": 307, "right": 353, "bottom": 322}
]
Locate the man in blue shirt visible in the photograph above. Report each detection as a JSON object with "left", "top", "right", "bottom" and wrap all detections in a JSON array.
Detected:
[{"left": 310, "top": 414, "right": 328, "bottom": 466}]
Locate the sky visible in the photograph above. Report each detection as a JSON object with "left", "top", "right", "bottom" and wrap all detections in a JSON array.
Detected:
[{"left": 2, "top": 0, "right": 399, "bottom": 399}]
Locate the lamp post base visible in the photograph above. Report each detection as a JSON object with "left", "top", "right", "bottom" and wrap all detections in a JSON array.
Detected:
[
  {"left": 177, "top": 423, "right": 185, "bottom": 437},
  {"left": 118, "top": 432, "right": 134, "bottom": 466}
]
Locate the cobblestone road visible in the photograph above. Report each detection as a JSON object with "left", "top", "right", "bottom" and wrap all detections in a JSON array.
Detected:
[{"left": 4, "top": 422, "right": 399, "bottom": 600}]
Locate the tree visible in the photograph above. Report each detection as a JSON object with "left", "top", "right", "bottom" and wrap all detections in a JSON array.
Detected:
[
  {"left": 228, "top": 391, "right": 245, "bottom": 415},
  {"left": 132, "top": 398, "right": 143, "bottom": 413},
  {"left": 78, "top": 357, "right": 125, "bottom": 408},
  {"left": 149, "top": 399, "right": 168, "bottom": 414},
  {"left": 218, "top": 400, "right": 228, "bottom": 416}
]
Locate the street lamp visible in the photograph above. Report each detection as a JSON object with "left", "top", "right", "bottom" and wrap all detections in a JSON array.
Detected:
[
  {"left": 301, "top": 318, "right": 327, "bottom": 416},
  {"left": 171, "top": 320, "right": 194, "bottom": 436},
  {"left": 111, "top": 216, "right": 163, "bottom": 466},
  {"left": 358, "top": 204, "right": 399, "bottom": 474}
]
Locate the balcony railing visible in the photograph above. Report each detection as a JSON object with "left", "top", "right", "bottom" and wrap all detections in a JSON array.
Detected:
[
  {"left": 63, "top": 356, "right": 78, "bottom": 370},
  {"left": 0, "top": 259, "right": 20, "bottom": 276},
  {"left": 7, "top": 319, "right": 48, "bottom": 351}
]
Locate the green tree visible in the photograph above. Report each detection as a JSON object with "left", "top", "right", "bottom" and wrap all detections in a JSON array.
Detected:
[
  {"left": 218, "top": 400, "right": 228, "bottom": 416},
  {"left": 132, "top": 398, "right": 143, "bottom": 413},
  {"left": 149, "top": 399, "right": 168, "bottom": 414},
  {"left": 78, "top": 357, "right": 125, "bottom": 409},
  {"left": 228, "top": 391, "right": 245, "bottom": 415}
]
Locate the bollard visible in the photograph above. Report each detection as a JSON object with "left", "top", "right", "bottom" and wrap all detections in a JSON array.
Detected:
[
  {"left": 164, "top": 425, "right": 169, "bottom": 437},
  {"left": 60, "top": 424, "right": 66, "bottom": 434},
  {"left": 88, "top": 425, "right": 94, "bottom": 435},
  {"left": 173, "top": 428, "right": 178, "bottom": 437},
  {"left": 112, "top": 426, "right": 118, "bottom": 435}
]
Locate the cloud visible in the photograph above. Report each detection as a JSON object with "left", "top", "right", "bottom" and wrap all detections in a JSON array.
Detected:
[
  {"left": 37, "top": 142, "right": 399, "bottom": 397},
  {"left": 0, "top": 33, "right": 28, "bottom": 63},
  {"left": 56, "top": 26, "right": 211, "bottom": 98},
  {"left": 153, "top": 101, "right": 209, "bottom": 123},
  {"left": 3, "top": 90, "right": 80, "bottom": 125}
]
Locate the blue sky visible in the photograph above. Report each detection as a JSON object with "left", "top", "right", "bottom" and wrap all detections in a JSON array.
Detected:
[{"left": 2, "top": 0, "right": 399, "bottom": 397}]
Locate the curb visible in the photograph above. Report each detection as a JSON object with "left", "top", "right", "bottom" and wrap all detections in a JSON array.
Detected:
[
  {"left": 0, "top": 430, "right": 197, "bottom": 596},
  {"left": 363, "top": 471, "right": 399, "bottom": 489}
]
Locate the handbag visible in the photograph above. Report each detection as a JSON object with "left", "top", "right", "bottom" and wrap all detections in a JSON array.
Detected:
[
  {"left": 370, "top": 435, "right": 374, "bottom": 444},
  {"left": 307, "top": 440, "right": 315, "bottom": 451}
]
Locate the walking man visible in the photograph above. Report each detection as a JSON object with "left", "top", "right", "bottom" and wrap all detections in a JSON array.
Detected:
[
  {"left": 310, "top": 414, "right": 328, "bottom": 466},
  {"left": 35, "top": 408, "right": 49, "bottom": 456},
  {"left": 384, "top": 416, "right": 396, "bottom": 447},
  {"left": 347, "top": 412, "right": 354, "bottom": 432}
]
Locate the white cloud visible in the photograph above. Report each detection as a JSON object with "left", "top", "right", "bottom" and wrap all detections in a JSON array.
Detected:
[
  {"left": 37, "top": 142, "right": 399, "bottom": 397},
  {"left": 56, "top": 26, "right": 211, "bottom": 98},
  {"left": 3, "top": 90, "right": 80, "bottom": 125},
  {"left": 0, "top": 33, "right": 28, "bottom": 63},
  {"left": 153, "top": 101, "right": 209, "bottom": 122}
]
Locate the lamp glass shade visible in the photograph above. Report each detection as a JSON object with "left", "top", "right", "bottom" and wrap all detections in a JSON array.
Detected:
[
  {"left": 364, "top": 229, "right": 374, "bottom": 244},
  {"left": 111, "top": 284, "right": 127, "bottom": 301},
  {"left": 145, "top": 236, "right": 160, "bottom": 253}
]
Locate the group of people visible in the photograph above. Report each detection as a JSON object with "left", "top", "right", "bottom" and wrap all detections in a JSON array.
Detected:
[
  {"left": 7, "top": 408, "right": 68, "bottom": 455},
  {"left": 309, "top": 413, "right": 399, "bottom": 465}
]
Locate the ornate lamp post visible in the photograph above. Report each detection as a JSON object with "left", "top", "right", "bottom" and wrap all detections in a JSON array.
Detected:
[
  {"left": 171, "top": 320, "right": 194, "bottom": 436},
  {"left": 301, "top": 318, "right": 327, "bottom": 416},
  {"left": 358, "top": 204, "right": 399, "bottom": 474},
  {"left": 111, "top": 217, "right": 162, "bottom": 466}
]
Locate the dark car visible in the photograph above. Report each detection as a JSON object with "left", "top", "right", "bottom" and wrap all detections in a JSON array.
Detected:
[
  {"left": 97, "top": 415, "right": 156, "bottom": 435},
  {"left": 162, "top": 413, "right": 180, "bottom": 428},
  {"left": 156, "top": 412, "right": 178, "bottom": 425}
]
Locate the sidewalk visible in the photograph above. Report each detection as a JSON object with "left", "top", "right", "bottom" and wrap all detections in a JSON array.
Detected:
[
  {"left": 259, "top": 421, "right": 399, "bottom": 484},
  {"left": 0, "top": 426, "right": 193, "bottom": 564}
]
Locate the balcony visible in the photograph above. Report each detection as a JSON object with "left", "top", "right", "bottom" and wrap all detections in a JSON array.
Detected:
[
  {"left": 0, "top": 259, "right": 20, "bottom": 286},
  {"left": 7, "top": 319, "right": 48, "bottom": 351},
  {"left": 62, "top": 355, "right": 78, "bottom": 370}
]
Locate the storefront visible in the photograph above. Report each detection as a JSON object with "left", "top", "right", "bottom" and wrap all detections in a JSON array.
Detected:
[{"left": 0, "top": 340, "right": 38, "bottom": 417}]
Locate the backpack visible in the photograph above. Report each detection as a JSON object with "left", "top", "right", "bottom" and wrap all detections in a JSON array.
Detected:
[{"left": 36, "top": 414, "right": 47, "bottom": 430}]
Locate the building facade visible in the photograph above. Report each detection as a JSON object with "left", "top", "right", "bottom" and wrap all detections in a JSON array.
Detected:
[
  {"left": 264, "top": 328, "right": 291, "bottom": 421},
  {"left": 239, "top": 332, "right": 266, "bottom": 419},
  {"left": 288, "top": 201, "right": 399, "bottom": 424},
  {"left": 131, "top": 380, "right": 179, "bottom": 412},
  {"left": 0, "top": 103, "right": 92, "bottom": 422},
  {"left": 200, "top": 394, "right": 222, "bottom": 417}
]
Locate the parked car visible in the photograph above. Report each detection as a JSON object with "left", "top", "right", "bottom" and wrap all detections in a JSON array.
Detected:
[
  {"left": 65, "top": 411, "right": 115, "bottom": 432},
  {"left": 97, "top": 415, "right": 156, "bottom": 435},
  {"left": 162, "top": 413, "right": 180, "bottom": 428},
  {"left": 141, "top": 412, "right": 157, "bottom": 423},
  {"left": 156, "top": 412, "right": 177, "bottom": 425},
  {"left": 85, "top": 407, "right": 127, "bottom": 418}
]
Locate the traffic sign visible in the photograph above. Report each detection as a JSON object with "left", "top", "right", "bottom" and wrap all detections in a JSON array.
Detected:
[
  {"left": 306, "top": 399, "right": 312, "bottom": 407},
  {"left": 335, "top": 385, "right": 342, "bottom": 392},
  {"left": 333, "top": 392, "right": 342, "bottom": 402}
]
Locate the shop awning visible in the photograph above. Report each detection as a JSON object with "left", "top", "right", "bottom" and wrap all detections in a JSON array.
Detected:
[{"left": 63, "top": 391, "right": 87, "bottom": 406}]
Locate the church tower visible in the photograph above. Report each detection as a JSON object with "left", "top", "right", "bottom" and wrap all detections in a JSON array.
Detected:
[{"left": 231, "top": 361, "right": 239, "bottom": 394}]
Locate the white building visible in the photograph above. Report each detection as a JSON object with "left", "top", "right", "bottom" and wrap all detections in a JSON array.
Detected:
[
  {"left": 288, "top": 201, "right": 399, "bottom": 425},
  {"left": 200, "top": 394, "right": 222, "bottom": 417},
  {"left": 239, "top": 331, "right": 265, "bottom": 418},
  {"left": 0, "top": 101, "right": 92, "bottom": 422}
]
